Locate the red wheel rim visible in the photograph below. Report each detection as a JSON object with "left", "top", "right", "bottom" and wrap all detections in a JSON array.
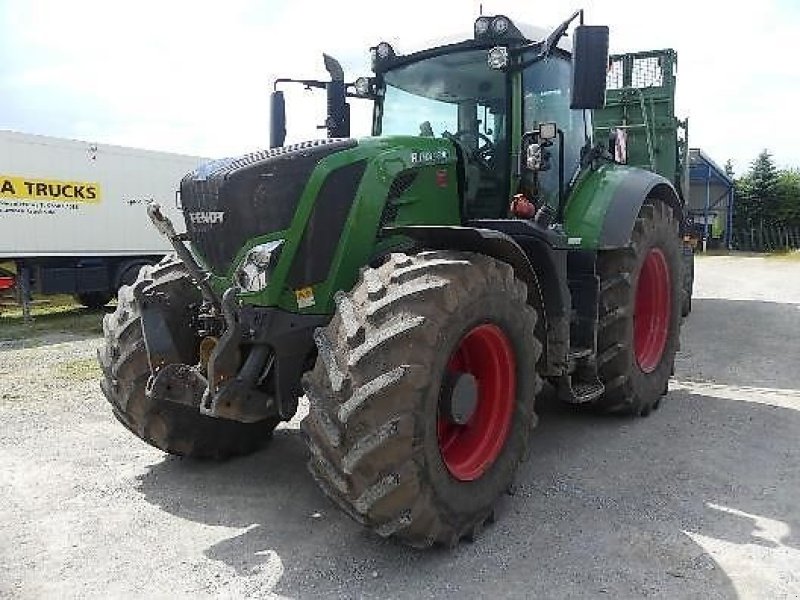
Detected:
[
  {"left": 437, "top": 323, "right": 516, "bottom": 481},
  {"left": 634, "top": 248, "right": 671, "bottom": 373}
]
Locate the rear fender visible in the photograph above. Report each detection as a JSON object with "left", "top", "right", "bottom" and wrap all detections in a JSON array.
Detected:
[{"left": 565, "top": 164, "right": 684, "bottom": 249}]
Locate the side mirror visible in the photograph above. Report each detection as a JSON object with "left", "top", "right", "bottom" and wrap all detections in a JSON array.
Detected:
[
  {"left": 520, "top": 122, "right": 557, "bottom": 172},
  {"left": 570, "top": 25, "right": 609, "bottom": 109},
  {"left": 269, "top": 91, "right": 286, "bottom": 148}
]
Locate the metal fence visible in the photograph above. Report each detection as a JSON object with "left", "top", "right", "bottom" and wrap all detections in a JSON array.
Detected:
[{"left": 730, "top": 226, "right": 800, "bottom": 252}]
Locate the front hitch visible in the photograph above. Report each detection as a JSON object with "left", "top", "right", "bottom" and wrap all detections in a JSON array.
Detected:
[
  {"left": 139, "top": 287, "right": 276, "bottom": 423},
  {"left": 142, "top": 205, "right": 276, "bottom": 423},
  {"left": 199, "top": 288, "right": 276, "bottom": 422}
]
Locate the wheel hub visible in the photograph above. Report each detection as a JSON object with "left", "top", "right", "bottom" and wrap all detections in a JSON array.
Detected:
[
  {"left": 440, "top": 372, "right": 479, "bottom": 425},
  {"left": 437, "top": 323, "right": 516, "bottom": 482}
]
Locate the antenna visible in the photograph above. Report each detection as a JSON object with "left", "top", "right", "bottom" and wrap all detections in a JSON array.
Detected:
[{"left": 479, "top": 3, "right": 483, "bottom": 16}]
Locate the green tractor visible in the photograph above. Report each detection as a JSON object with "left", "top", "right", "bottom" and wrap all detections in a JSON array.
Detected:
[{"left": 98, "top": 11, "right": 691, "bottom": 548}]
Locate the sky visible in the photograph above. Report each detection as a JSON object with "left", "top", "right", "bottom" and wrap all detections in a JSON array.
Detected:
[{"left": 1, "top": 0, "right": 798, "bottom": 175}]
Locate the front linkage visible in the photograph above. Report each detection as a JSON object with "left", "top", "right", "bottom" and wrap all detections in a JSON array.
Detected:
[{"left": 141, "top": 204, "right": 324, "bottom": 424}]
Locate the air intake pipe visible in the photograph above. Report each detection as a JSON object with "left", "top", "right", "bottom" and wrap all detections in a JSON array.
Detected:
[{"left": 323, "top": 53, "right": 350, "bottom": 139}]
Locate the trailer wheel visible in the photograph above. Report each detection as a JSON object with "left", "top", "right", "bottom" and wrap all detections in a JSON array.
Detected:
[
  {"left": 302, "top": 251, "right": 542, "bottom": 548},
  {"left": 594, "top": 199, "right": 682, "bottom": 416},
  {"left": 97, "top": 258, "right": 277, "bottom": 458},
  {"left": 75, "top": 291, "right": 113, "bottom": 309},
  {"left": 115, "top": 259, "right": 152, "bottom": 289}
]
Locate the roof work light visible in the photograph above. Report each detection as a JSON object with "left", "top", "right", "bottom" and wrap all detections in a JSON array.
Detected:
[{"left": 474, "top": 15, "right": 525, "bottom": 41}]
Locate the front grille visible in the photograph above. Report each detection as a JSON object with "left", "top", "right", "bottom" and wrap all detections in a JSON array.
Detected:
[{"left": 180, "top": 139, "right": 356, "bottom": 274}]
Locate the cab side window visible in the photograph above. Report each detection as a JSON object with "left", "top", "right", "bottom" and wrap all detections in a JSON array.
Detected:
[{"left": 522, "top": 57, "right": 589, "bottom": 204}]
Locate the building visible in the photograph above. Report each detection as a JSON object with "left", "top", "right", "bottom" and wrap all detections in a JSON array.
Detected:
[{"left": 687, "top": 148, "right": 735, "bottom": 250}]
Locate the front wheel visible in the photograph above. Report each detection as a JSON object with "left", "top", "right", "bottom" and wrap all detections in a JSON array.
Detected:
[
  {"left": 302, "top": 251, "right": 542, "bottom": 548},
  {"left": 97, "top": 258, "right": 278, "bottom": 458},
  {"left": 594, "top": 199, "right": 682, "bottom": 416}
]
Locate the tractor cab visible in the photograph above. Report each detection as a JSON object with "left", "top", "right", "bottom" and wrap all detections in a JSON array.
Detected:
[{"left": 270, "top": 12, "right": 608, "bottom": 228}]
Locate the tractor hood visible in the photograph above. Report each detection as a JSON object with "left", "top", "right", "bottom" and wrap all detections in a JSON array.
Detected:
[{"left": 180, "top": 138, "right": 357, "bottom": 274}]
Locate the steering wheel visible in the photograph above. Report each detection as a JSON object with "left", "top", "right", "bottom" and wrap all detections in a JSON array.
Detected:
[
  {"left": 445, "top": 130, "right": 494, "bottom": 160},
  {"left": 444, "top": 130, "right": 500, "bottom": 184}
]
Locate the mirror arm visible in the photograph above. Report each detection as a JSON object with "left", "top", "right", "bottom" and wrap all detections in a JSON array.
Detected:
[
  {"left": 543, "top": 10, "right": 583, "bottom": 56},
  {"left": 273, "top": 78, "right": 327, "bottom": 92},
  {"left": 507, "top": 8, "right": 584, "bottom": 73}
]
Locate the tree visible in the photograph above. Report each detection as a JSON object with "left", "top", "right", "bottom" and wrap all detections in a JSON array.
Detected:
[
  {"left": 734, "top": 149, "right": 780, "bottom": 228},
  {"left": 775, "top": 169, "right": 800, "bottom": 226},
  {"left": 749, "top": 150, "right": 779, "bottom": 206}
]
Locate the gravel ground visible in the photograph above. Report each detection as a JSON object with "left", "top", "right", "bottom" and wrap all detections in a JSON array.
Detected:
[{"left": 1, "top": 254, "right": 799, "bottom": 599}]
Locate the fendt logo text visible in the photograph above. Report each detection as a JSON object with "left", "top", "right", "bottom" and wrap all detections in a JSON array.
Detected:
[{"left": 189, "top": 211, "right": 225, "bottom": 225}]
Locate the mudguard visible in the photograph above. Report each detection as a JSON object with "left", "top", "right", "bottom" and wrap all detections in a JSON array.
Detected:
[
  {"left": 384, "top": 224, "right": 571, "bottom": 376},
  {"left": 384, "top": 225, "right": 543, "bottom": 305},
  {"left": 564, "top": 163, "right": 684, "bottom": 250}
]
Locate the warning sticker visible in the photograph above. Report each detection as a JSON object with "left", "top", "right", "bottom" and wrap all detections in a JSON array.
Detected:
[
  {"left": 0, "top": 175, "right": 101, "bottom": 204},
  {"left": 295, "top": 286, "right": 315, "bottom": 309}
]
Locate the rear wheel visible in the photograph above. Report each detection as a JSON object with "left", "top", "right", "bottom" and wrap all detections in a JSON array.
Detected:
[
  {"left": 594, "top": 199, "right": 682, "bottom": 416},
  {"left": 97, "top": 258, "right": 277, "bottom": 458},
  {"left": 302, "top": 251, "right": 542, "bottom": 548}
]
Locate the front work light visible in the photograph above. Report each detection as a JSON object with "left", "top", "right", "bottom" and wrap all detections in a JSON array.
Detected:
[
  {"left": 371, "top": 42, "right": 396, "bottom": 71},
  {"left": 376, "top": 42, "right": 394, "bottom": 60},
  {"left": 487, "top": 46, "right": 509, "bottom": 70},
  {"left": 354, "top": 77, "right": 372, "bottom": 97}
]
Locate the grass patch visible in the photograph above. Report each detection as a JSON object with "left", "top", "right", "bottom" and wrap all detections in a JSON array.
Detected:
[
  {"left": 54, "top": 357, "right": 102, "bottom": 381},
  {"left": 0, "top": 294, "right": 107, "bottom": 342},
  {"left": 766, "top": 249, "right": 800, "bottom": 261}
]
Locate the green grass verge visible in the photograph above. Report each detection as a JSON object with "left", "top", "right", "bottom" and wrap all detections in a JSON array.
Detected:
[{"left": 0, "top": 294, "right": 107, "bottom": 341}]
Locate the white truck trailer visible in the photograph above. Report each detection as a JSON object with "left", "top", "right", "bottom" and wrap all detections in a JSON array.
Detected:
[{"left": 0, "top": 130, "right": 206, "bottom": 312}]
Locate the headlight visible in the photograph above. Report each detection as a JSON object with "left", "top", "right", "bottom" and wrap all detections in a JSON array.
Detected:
[{"left": 235, "top": 240, "right": 284, "bottom": 293}]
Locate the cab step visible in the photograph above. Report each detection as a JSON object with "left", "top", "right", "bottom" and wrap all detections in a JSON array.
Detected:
[
  {"left": 555, "top": 374, "right": 605, "bottom": 404},
  {"left": 570, "top": 382, "right": 604, "bottom": 403}
]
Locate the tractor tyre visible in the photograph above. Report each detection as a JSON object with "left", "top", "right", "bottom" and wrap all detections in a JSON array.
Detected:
[
  {"left": 302, "top": 251, "right": 542, "bottom": 548},
  {"left": 97, "top": 257, "right": 278, "bottom": 458},
  {"left": 593, "top": 198, "right": 682, "bottom": 416},
  {"left": 76, "top": 291, "right": 113, "bottom": 309}
]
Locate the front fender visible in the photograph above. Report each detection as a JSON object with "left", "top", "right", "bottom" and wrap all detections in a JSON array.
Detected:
[
  {"left": 383, "top": 225, "right": 570, "bottom": 376},
  {"left": 564, "top": 164, "right": 683, "bottom": 249}
]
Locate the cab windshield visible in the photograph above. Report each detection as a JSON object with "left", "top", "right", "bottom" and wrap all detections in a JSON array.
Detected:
[{"left": 379, "top": 48, "right": 509, "bottom": 218}]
